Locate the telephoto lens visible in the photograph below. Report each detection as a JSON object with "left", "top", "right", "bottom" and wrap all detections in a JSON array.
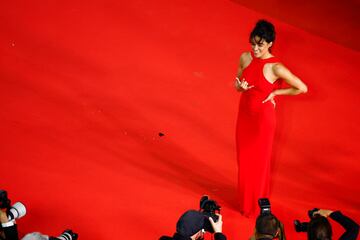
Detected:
[
  {"left": 57, "top": 229, "right": 78, "bottom": 240},
  {"left": 7, "top": 202, "right": 26, "bottom": 220}
]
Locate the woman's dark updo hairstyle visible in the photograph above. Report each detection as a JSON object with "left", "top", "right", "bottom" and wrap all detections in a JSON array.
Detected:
[{"left": 249, "top": 20, "right": 276, "bottom": 47}]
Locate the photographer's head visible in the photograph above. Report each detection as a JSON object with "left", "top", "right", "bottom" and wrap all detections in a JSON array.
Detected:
[
  {"left": 307, "top": 215, "right": 332, "bottom": 240},
  {"left": 255, "top": 214, "right": 280, "bottom": 239},
  {"left": 160, "top": 196, "right": 225, "bottom": 240},
  {"left": 0, "top": 191, "right": 11, "bottom": 209},
  {"left": 176, "top": 210, "right": 206, "bottom": 240},
  {"left": 22, "top": 232, "right": 48, "bottom": 240}
]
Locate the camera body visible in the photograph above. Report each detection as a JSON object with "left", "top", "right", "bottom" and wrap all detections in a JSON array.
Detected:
[
  {"left": 308, "top": 208, "right": 319, "bottom": 219},
  {"left": 294, "top": 208, "right": 319, "bottom": 232},
  {"left": 57, "top": 229, "right": 78, "bottom": 240},
  {"left": 258, "top": 198, "right": 271, "bottom": 216},
  {"left": 199, "top": 195, "right": 221, "bottom": 233}
]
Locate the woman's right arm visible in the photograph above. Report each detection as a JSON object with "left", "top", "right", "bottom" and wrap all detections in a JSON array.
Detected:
[{"left": 235, "top": 52, "right": 253, "bottom": 92}]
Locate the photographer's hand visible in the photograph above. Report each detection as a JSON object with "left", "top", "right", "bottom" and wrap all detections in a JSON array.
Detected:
[
  {"left": 314, "top": 209, "right": 333, "bottom": 218},
  {"left": 0, "top": 208, "right": 8, "bottom": 223},
  {"left": 209, "top": 214, "right": 223, "bottom": 233}
]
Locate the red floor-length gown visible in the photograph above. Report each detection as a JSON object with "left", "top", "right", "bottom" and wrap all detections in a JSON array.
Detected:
[{"left": 236, "top": 52, "right": 281, "bottom": 216}]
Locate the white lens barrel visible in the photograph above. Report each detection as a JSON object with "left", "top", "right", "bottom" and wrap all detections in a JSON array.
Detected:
[
  {"left": 8, "top": 202, "right": 26, "bottom": 220},
  {"left": 58, "top": 232, "right": 72, "bottom": 240}
]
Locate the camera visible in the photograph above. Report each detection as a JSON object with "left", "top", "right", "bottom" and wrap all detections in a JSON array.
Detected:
[
  {"left": 307, "top": 208, "right": 320, "bottom": 219},
  {"left": 294, "top": 208, "right": 319, "bottom": 232},
  {"left": 57, "top": 229, "right": 78, "bottom": 240},
  {"left": 255, "top": 198, "right": 286, "bottom": 240},
  {"left": 199, "top": 195, "right": 221, "bottom": 233},
  {"left": 0, "top": 189, "right": 27, "bottom": 220},
  {"left": 258, "top": 198, "right": 271, "bottom": 216},
  {"left": 8, "top": 202, "right": 27, "bottom": 220}
]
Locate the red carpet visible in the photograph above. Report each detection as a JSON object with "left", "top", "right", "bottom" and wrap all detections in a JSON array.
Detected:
[{"left": 1, "top": 0, "right": 359, "bottom": 239}]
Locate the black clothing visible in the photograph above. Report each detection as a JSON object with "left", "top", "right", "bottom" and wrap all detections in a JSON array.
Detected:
[
  {"left": 330, "top": 211, "right": 359, "bottom": 240},
  {"left": 1, "top": 224, "right": 19, "bottom": 240},
  {"left": 159, "top": 232, "right": 227, "bottom": 240}
]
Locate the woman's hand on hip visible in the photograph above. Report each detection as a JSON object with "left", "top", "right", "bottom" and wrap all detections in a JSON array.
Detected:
[{"left": 262, "top": 92, "right": 276, "bottom": 108}]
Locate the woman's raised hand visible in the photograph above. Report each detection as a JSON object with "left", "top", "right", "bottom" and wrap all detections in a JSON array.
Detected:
[{"left": 235, "top": 77, "right": 254, "bottom": 91}]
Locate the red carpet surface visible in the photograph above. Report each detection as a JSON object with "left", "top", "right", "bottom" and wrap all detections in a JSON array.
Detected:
[{"left": 1, "top": 0, "right": 359, "bottom": 239}]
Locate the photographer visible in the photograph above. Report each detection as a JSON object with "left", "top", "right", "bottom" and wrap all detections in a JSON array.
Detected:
[
  {"left": 0, "top": 190, "right": 77, "bottom": 240},
  {"left": 249, "top": 198, "right": 285, "bottom": 240},
  {"left": 296, "top": 209, "right": 359, "bottom": 240},
  {"left": 21, "top": 230, "right": 78, "bottom": 240},
  {"left": 0, "top": 207, "right": 19, "bottom": 240},
  {"left": 251, "top": 214, "right": 285, "bottom": 240},
  {"left": 159, "top": 210, "right": 226, "bottom": 240},
  {"left": 160, "top": 195, "right": 226, "bottom": 240},
  {"left": 0, "top": 190, "right": 21, "bottom": 240}
]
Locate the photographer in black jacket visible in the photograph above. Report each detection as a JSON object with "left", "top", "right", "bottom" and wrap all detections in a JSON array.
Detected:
[
  {"left": 0, "top": 190, "right": 78, "bottom": 240},
  {"left": 295, "top": 209, "right": 359, "bottom": 240},
  {"left": 159, "top": 210, "right": 227, "bottom": 240},
  {"left": 160, "top": 195, "right": 227, "bottom": 240},
  {"left": 0, "top": 207, "right": 19, "bottom": 240},
  {"left": 0, "top": 190, "right": 20, "bottom": 240}
]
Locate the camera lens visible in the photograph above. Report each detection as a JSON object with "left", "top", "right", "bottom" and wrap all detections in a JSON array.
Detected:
[
  {"left": 58, "top": 230, "right": 78, "bottom": 240},
  {"left": 8, "top": 202, "right": 26, "bottom": 220}
]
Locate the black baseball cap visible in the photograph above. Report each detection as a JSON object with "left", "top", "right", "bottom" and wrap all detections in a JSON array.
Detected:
[{"left": 176, "top": 210, "right": 205, "bottom": 237}]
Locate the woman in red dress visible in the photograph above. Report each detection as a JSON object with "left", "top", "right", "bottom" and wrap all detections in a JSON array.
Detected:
[{"left": 235, "top": 20, "right": 308, "bottom": 216}]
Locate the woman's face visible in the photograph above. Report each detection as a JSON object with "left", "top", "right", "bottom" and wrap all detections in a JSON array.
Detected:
[{"left": 251, "top": 36, "right": 272, "bottom": 58}]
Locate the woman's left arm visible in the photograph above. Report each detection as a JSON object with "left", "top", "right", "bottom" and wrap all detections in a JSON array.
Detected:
[{"left": 263, "top": 63, "right": 308, "bottom": 103}]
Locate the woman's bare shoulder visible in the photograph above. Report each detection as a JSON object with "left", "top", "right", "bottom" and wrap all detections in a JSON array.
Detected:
[
  {"left": 272, "top": 62, "right": 289, "bottom": 75},
  {"left": 240, "top": 51, "right": 252, "bottom": 68},
  {"left": 240, "top": 51, "right": 252, "bottom": 61}
]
